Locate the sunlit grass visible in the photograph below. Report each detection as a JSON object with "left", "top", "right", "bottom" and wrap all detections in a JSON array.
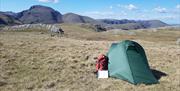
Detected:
[{"left": 0, "top": 25, "right": 180, "bottom": 91}]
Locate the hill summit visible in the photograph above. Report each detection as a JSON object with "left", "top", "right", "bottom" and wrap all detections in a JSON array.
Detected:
[{"left": 17, "top": 5, "right": 63, "bottom": 24}]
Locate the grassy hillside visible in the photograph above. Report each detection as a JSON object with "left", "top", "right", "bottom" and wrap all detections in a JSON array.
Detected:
[
  {"left": 58, "top": 24, "right": 180, "bottom": 42},
  {"left": 0, "top": 24, "right": 180, "bottom": 91}
]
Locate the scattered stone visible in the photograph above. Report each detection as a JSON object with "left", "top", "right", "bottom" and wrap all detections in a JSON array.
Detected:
[
  {"left": 73, "top": 60, "right": 78, "bottom": 63},
  {"left": 85, "top": 55, "right": 90, "bottom": 60},
  {"left": 45, "top": 82, "right": 55, "bottom": 88},
  {"left": 70, "top": 65, "right": 76, "bottom": 69},
  {"left": 32, "top": 66, "right": 39, "bottom": 70},
  {"left": 6, "top": 71, "right": 13, "bottom": 76},
  {"left": 152, "top": 29, "right": 158, "bottom": 32},
  {"left": 90, "top": 63, "right": 94, "bottom": 66},
  {"left": 47, "top": 61, "right": 53, "bottom": 63},
  {"left": 1, "top": 54, "right": 7, "bottom": 58},
  {"left": 176, "top": 38, "right": 180, "bottom": 45},
  {"left": 93, "top": 57, "right": 98, "bottom": 60},
  {"left": 25, "top": 84, "right": 35, "bottom": 90},
  {"left": 80, "top": 64, "right": 86, "bottom": 68}
]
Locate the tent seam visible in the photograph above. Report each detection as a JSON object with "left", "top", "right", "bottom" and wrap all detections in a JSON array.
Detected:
[{"left": 125, "top": 42, "right": 136, "bottom": 84}]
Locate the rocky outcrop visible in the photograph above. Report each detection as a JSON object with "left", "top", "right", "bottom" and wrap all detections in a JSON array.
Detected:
[
  {"left": 79, "top": 23, "right": 106, "bottom": 32},
  {"left": 2, "top": 24, "right": 62, "bottom": 33}
]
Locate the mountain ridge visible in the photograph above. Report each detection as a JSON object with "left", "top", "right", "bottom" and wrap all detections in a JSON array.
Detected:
[
  {"left": 0, "top": 5, "right": 169, "bottom": 30},
  {"left": 17, "top": 5, "right": 63, "bottom": 24}
]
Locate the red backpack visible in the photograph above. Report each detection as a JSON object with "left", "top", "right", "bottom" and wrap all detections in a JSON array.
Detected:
[{"left": 96, "top": 54, "right": 108, "bottom": 72}]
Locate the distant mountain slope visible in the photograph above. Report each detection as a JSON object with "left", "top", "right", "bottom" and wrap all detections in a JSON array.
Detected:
[
  {"left": 99, "top": 19, "right": 168, "bottom": 30},
  {"left": 1, "top": 11, "right": 18, "bottom": 18},
  {"left": 98, "top": 19, "right": 136, "bottom": 24},
  {"left": 17, "top": 5, "right": 63, "bottom": 24},
  {"left": 106, "top": 23, "right": 145, "bottom": 30},
  {"left": 63, "top": 13, "right": 104, "bottom": 25},
  {"left": 138, "top": 20, "right": 169, "bottom": 28},
  {"left": 0, "top": 12, "right": 22, "bottom": 26},
  {"left": 62, "top": 13, "right": 85, "bottom": 23},
  {"left": 0, "top": 5, "right": 169, "bottom": 30}
]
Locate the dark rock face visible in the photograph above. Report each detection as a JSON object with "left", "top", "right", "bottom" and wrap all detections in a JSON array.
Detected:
[
  {"left": 17, "top": 5, "right": 63, "bottom": 24},
  {"left": 99, "top": 19, "right": 168, "bottom": 30},
  {"left": 0, "top": 13, "right": 22, "bottom": 25}
]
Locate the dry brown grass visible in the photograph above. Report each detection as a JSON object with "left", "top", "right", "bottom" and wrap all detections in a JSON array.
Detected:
[{"left": 0, "top": 25, "right": 180, "bottom": 91}]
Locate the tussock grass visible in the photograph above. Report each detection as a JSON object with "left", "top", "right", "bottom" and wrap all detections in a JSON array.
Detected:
[{"left": 0, "top": 25, "right": 180, "bottom": 91}]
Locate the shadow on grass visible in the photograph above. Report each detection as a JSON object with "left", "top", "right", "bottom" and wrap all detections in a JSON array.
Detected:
[{"left": 151, "top": 69, "right": 167, "bottom": 80}]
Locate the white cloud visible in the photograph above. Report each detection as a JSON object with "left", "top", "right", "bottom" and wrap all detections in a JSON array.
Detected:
[
  {"left": 176, "top": 4, "right": 180, "bottom": 9},
  {"left": 81, "top": 11, "right": 127, "bottom": 19},
  {"left": 118, "top": 4, "right": 138, "bottom": 10},
  {"left": 109, "top": 6, "right": 113, "bottom": 9},
  {"left": 80, "top": 10, "right": 180, "bottom": 24},
  {"left": 162, "top": 16, "right": 177, "bottom": 20},
  {"left": 126, "top": 4, "right": 137, "bottom": 10},
  {"left": 154, "top": 7, "right": 167, "bottom": 13},
  {"left": 38, "top": 0, "right": 58, "bottom": 3}
]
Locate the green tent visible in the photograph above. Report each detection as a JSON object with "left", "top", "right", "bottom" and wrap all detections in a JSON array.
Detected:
[{"left": 107, "top": 40, "right": 158, "bottom": 84}]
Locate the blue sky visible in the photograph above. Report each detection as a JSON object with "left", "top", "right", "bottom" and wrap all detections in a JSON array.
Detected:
[{"left": 0, "top": 0, "right": 180, "bottom": 24}]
